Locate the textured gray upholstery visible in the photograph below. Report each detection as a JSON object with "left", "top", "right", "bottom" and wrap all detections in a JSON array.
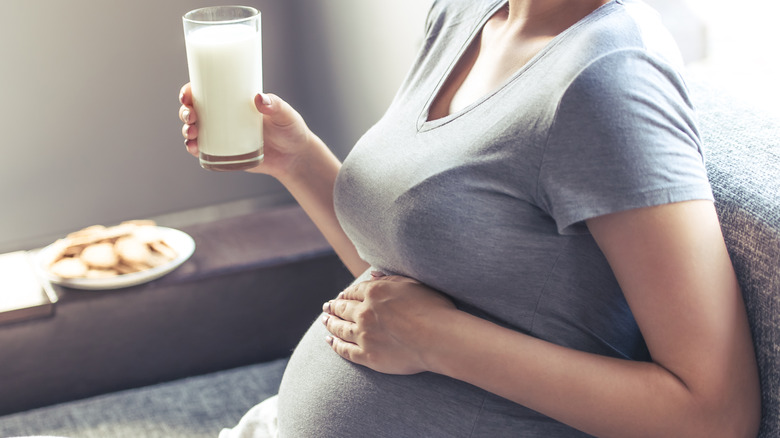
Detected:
[
  {"left": 0, "top": 359, "right": 287, "bottom": 438},
  {"left": 689, "top": 77, "right": 780, "bottom": 438}
]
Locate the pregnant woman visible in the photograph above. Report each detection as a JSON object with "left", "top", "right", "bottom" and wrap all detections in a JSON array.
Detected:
[{"left": 179, "top": 0, "right": 761, "bottom": 436}]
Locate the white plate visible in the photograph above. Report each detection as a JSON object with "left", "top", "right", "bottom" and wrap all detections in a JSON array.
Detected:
[{"left": 34, "top": 227, "right": 195, "bottom": 290}]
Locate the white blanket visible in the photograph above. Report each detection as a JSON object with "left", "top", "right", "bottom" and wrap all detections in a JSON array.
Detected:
[{"left": 218, "top": 395, "right": 278, "bottom": 438}]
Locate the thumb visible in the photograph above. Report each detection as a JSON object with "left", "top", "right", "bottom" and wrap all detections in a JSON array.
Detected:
[{"left": 254, "top": 92, "right": 300, "bottom": 128}]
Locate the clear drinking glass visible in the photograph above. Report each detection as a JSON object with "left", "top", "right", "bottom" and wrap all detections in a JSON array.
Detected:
[{"left": 183, "top": 6, "right": 263, "bottom": 171}]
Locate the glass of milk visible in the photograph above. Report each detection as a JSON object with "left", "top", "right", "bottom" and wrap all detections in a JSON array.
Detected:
[{"left": 183, "top": 6, "right": 263, "bottom": 171}]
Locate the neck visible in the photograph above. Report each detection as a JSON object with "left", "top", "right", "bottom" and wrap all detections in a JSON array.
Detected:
[{"left": 503, "top": 0, "right": 611, "bottom": 36}]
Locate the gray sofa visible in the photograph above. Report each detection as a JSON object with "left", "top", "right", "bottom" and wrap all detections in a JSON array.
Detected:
[{"left": 0, "top": 76, "right": 778, "bottom": 438}]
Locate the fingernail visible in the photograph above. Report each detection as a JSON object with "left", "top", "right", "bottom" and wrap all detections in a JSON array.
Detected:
[
  {"left": 182, "top": 109, "right": 190, "bottom": 124},
  {"left": 370, "top": 270, "right": 386, "bottom": 278},
  {"left": 325, "top": 335, "right": 334, "bottom": 345},
  {"left": 322, "top": 301, "right": 331, "bottom": 313},
  {"left": 179, "top": 90, "right": 185, "bottom": 104},
  {"left": 321, "top": 314, "right": 329, "bottom": 324},
  {"left": 258, "top": 93, "right": 271, "bottom": 106}
]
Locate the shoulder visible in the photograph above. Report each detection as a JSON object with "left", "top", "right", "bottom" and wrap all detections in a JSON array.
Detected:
[
  {"left": 563, "top": 49, "right": 692, "bottom": 117},
  {"left": 535, "top": 3, "right": 710, "bottom": 235},
  {"left": 554, "top": 0, "right": 695, "bottom": 123},
  {"left": 549, "top": 47, "right": 700, "bottom": 168},
  {"left": 427, "top": 0, "right": 500, "bottom": 15},
  {"left": 571, "top": 0, "right": 685, "bottom": 70},
  {"left": 531, "top": 0, "right": 691, "bottom": 119},
  {"left": 424, "top": 0, "right": 503, "bottom": 36},
  {"left": 616, "top": 0, "right": 686, "bottom": 68}
]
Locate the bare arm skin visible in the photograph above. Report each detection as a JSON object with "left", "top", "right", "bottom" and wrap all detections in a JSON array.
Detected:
[{"left": 323, "top": 200, "right": 762, "bottom": 437}]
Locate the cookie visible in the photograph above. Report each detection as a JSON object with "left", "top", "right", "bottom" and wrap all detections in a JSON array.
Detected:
[
  {"left": 50, "top": 257, "right": 89, "bottom": 279},
  {"left": 66, "top": 225, "right": 106, "bottom": 240},
  {"left": 115, "top": 235, "right": 153, "bottom": 265},
  {"left": 129, "top": 226, "right": 165, "bottom": 244},
  {"left": 46, "top": 220, "right": 179, "bottom": 280},
  {"left": 80, "top": 242, "right": 119, "bottom": 269},
  {"left": 150, "top": 240, "right": 177, "bottom": 261}
]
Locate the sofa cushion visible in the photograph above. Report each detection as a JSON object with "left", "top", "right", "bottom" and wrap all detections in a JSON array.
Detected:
[
  {"left": 689, "top": 76, "right": 780, "bottom": 438},
  {"left": 0, "top": 358, "right": 287, "bottom": 438}
]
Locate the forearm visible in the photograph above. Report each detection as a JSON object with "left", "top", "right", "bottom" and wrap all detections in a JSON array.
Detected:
[
  {"left": 276, "top": 134, "right": 368, "bottom": 277},
  {"left": 423, "top": 308, "right": 748, "bottom": 438}
]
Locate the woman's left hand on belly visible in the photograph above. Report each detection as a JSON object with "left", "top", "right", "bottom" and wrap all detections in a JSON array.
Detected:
[{"left": 321, "top": 272, "right": 456, "bottom": 375}]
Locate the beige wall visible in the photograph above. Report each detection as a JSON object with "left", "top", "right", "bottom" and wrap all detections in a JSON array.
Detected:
[
  {"left": 0, "top": 0, "right": 431, "bottom": 253},
  {"left": 1, "top": 0, "right": 730, "bottom": 253},
  {"left": 305, "top": 1, "right": 433, "bottom": 146}
]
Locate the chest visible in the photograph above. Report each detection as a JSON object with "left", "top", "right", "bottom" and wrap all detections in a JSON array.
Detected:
[
  {"left": 333, "top": 99, "right": 557, "bottom": 301},
  {"left": 428, "top": 14, "right": 558, "bottom": 120}
]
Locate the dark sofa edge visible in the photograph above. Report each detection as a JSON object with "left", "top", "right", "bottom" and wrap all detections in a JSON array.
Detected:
[{"left": 0, "top": 205, "right": 353, "bottom": 416}]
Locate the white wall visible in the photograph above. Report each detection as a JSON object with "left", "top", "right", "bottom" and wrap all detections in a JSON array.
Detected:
[
  {"left": 683, "top": 0, "right": 780, "bottom": 118},
  {"left": 303, "top": 0, "right": 434, "bottom": 147},
  {"left": 0, "top": 0, "right": 432, "bottom": 253}
]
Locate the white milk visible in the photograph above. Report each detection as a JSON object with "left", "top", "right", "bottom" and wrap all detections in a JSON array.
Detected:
[{"left": 185, "top": 23, "right": 263, "bottom": 169}]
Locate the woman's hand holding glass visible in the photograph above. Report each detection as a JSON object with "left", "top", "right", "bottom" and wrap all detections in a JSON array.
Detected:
[{"left": 178, "top": 83, "right": 314, "bottom": 181}]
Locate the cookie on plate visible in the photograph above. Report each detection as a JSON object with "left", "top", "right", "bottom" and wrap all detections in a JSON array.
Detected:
[
  {"left": 50, "top": 257, "right": 89, "bottom": 279},
  {"left": 80, "top": 242, "right": 120, "bottom": 269}
]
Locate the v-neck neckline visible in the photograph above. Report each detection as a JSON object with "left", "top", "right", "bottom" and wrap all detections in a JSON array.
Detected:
[{"left": 417, "top": 0, "right": 618, "bottom": 132}]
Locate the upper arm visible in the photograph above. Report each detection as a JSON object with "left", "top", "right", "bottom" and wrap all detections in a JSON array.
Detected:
[{"left": 586, "top": 200, "right": 760, "bottom": 423}]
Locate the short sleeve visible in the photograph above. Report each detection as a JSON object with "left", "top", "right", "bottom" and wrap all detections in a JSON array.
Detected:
[{"left": 537, "top": 49, "right": 714, "bottom": 235}]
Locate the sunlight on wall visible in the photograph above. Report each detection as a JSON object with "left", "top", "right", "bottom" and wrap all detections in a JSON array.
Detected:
[
  {"left": 313, "top": 0, "right": 434, "bottom": 146},
  {"left": 685, "top": 0, "right": 780, "bottom": 117}
]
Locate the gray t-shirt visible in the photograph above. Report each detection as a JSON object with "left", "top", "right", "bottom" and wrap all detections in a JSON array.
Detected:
[{"left": 277, "top": 0, "right": 713, "bottom": 436}]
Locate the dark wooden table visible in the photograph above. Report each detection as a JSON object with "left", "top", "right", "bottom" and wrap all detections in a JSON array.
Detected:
[{"left": 0, "top": 205, "right": 352, "bottom": 416}]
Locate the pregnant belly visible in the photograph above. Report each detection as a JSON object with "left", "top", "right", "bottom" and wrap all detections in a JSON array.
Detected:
[
  {"left": 276, "top": 317, "right": 487, "bottom": 438},
  {"left": 276, "top": 317, "right": 595, "bottom": 438}
]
